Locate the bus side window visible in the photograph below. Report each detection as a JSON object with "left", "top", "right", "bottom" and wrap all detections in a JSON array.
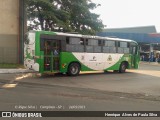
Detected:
[
  {"left": 118, "top": 42, "right": 129, "bottom": 53},
  {"left": 85, "top": 39, "right": 101, "bottom": 53},
  {"left": 80, "top": 38, "right": 84, "bottom": 45},
  {"left": 66, "top": 37, "right": 84, "bottom": 52},
  {"left": 102, "top": 40, "right": 116, "bottom": 53},
  {"left": 66, "top": 37, "right": 69, "bottom": 44},
  {"left": 98, "top": 40, "right": 102, "bottom": 46},
  {"left": 102, "top": 40, "right": 109, "bottom": 53},
  {"left": 86, "top": 39, "right": 94, "bottom": 53},
  {"left": 93, "top": 39, "right": 101, "bottom": 53}
]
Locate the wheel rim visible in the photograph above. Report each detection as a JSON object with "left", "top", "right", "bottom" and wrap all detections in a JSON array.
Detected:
[
  {"left": 121, "top": 64, "right": 126, "bottom": 71},
  {"left": 71, "top": 66, "right": 78, "bottom": 74}
]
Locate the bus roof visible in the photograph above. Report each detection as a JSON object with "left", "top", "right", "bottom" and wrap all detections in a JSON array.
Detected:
[
  {"left": 30, "top": 30, "right": 138, "bottom": 44},
  {"left": 54, "top": 32, "right": 135, "bottom": 42}
]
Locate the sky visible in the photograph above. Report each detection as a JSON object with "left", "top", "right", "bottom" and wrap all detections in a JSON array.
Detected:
[{"left": 92, "top": 0, "right": 160, "bottom": 32}]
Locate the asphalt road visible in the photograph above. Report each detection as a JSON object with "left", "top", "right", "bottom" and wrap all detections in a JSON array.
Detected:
[{"left": 0, "top": 62, "right": 160, "bottom": 120}]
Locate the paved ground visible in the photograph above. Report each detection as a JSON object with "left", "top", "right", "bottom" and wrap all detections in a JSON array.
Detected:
[
  {"left": 0, "top": 69, "right": 34, "bottom": 74},
  {"left": 0, "top": 62, "right": 160, "bottom": 120},
  {"left": 1, "top": 82, "right": 160, "bottom": 120},
  {"left": 0, "top": 62, "right": 160, "bottom": 96}
]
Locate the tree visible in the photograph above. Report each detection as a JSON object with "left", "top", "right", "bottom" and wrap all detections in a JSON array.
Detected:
[
  {"left": 26, "top": 0, "right": 70, "bottom": 31},
  {"left": 25, "top": 0, "right": 105, "bottom": 35},
  {"left": 59, "top": 0, "right": 104, "bottom": 34}
]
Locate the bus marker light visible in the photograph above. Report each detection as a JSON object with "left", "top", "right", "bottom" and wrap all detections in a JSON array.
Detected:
[
  {"left": 45, "top": 64, "right": 50, "bottom": 66},
  {"left": 62, "top": 64, "right": 66, "bottom": 68}
]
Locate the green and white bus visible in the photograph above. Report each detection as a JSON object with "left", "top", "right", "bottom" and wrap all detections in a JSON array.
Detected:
[{"left": 24, "top": 31, "right": 140, "bottom": 76}]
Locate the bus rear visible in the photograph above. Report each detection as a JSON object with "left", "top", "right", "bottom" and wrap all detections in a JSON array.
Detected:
[{"left": 24, "top": 31, "right": 39, "bottom": 71}]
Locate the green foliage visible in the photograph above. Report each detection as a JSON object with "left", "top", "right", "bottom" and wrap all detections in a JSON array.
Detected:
[{"left": 25, "top": 0, "right": 105, "bottom": 35}]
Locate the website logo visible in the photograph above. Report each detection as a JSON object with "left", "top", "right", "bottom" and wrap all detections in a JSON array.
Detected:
[{"left": 2, "top": 112, "right": 11, "bottom": 117}]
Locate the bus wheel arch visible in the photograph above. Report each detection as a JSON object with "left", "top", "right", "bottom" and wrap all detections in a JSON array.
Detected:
[
  {"left": 67, "top": 62, "right": 81, "bottom": 76},
  {"left": 119, "top": 61, "right": 128, "bottom": 73}
]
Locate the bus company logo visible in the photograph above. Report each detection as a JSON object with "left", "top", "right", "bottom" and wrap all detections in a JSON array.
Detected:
[
  {"left": 2, "top": 112, "right": 11, "bottom": 117},
  {"left": 89, "top": 56, "right": 96, "bottom": 61},
  {"left": 107, "top": 55, "right": 112, "bottom": 61},
  {"left": 93, "top": 56, "right": 96, "bottom": 60},
  {"left": 81, "top": 55, "right": 85, "bottom": 60}
]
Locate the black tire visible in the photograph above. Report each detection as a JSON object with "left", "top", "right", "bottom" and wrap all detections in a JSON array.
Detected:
[
  {"left": 113, "top": 70, "right": 119, "bottom": 73},
  {"left": 119, "top": 62, "right": 127, "bottom": 73},
  {"left": 67, "top": 63, "right": 80, "bottom": 76}
]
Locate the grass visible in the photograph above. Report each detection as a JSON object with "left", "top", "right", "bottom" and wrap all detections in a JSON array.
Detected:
[{"left": 0, "top": 63, "right": 25, "bottom": 69}]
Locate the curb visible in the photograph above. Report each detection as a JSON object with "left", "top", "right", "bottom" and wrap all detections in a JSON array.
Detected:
[
  {"left": 140, "top": 62, "right": 160, "bottom": 66},
  {"left": 0, "top": 69, "right": 35, "bottom": 74},
  {"left": 1, "top": 62, "right": 159, "bottom": 74}
]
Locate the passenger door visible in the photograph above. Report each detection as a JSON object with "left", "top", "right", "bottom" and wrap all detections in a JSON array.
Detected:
[{"left": 44, "top": 40, "right": 61, "bottom": 72}]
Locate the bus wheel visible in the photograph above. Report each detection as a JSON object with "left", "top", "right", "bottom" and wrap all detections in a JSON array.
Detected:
[
  {"left": 67, "top": 63, "right": 80, "bottom": 76},
  {"left": 113, "top": 70, "right": 119, "bottom": 73},
  {"left": 119, "top": 62, "right": 127, "bottom": 73}
]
